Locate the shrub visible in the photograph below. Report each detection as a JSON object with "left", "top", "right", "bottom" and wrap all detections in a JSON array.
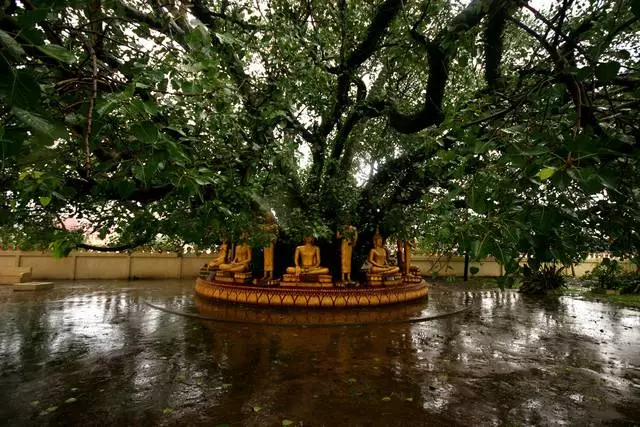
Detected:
[
  {"left": 590, "top": 258, "right": 623, "bottom": 290},
  {"left": 617, "top": 273, "right": 640, "bottom": 294},
  {"left": 519, "top": 264, "right": 566, "bottom": 294},
  {"left": 469, "top": 266, "right": 480, "bottom": 276}
]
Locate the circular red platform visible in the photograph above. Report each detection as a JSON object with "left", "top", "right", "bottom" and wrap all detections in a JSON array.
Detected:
[{"left": 194, "top": 277, "right": 428, "bottom": 308}]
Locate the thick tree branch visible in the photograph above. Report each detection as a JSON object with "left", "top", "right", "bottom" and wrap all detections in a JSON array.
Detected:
[
  {"left": 308, "top": 0, "right": 405, "bottom": 193},
  {"left": 484, "top": 0, "right": 511, "bottom": 89},
  {"left": 388, "top": 0, "right": 494, "bottom": 134}
]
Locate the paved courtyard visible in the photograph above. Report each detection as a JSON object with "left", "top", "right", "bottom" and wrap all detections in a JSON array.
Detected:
[{"left": 0, "top": 281, "right": 639, "bottom": 425}]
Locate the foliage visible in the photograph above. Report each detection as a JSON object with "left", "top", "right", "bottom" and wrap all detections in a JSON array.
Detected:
[
  {"left": 519, "top": 264, "right": 566, "bottom": 294},
  {"left": 617, "top": 273, "right": 640, "bottom": 294},
  {"left": 587, "top": 258, "right": 640, "bottom": 293},
  {"left": 0, "top": 0, "right": 638, "bottom": 279},
  {"left": 588, "top": 258, "right": 623, "bottom": 289}
]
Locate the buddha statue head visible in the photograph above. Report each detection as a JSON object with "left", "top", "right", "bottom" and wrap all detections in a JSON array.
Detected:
[{"left": 373, "top": 230, "right": 384, "bottom": 248}]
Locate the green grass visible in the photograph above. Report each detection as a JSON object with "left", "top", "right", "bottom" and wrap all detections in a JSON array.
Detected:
[
  {"left": 581, "top": 291, "right": 640, "bottom": 309},
  {"left": 562, "top": 286, "right": 640, "bottom": 309},
  {"left": 431, "top": 276, "right": 501, "bottom": 289}
]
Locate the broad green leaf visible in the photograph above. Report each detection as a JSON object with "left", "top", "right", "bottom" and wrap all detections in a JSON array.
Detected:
[
  {"left": 536, "top": 167, "right": 557, "bottom": 181},
  {"left": 39, "top": 196, "right": 51, "bottom": 207},
  {"left": 215, "top": 32, "right": 236, "bottom": 45},
  {"left": 632, "top": 0, "right": 640, "bottom": 18},
  {"left": 282, "top": 420, "right": 294, "bottom": 426},
  {"left": 575, "top": 66, "right": 592, "bottom": 82},
  {"left": 131, "top": 121, "right": 159, "bottom": 143},
  {"left": 36, "top": 44, "right": 76, "bottom": 64},
  {"left": 16, "top": 8, "right": 49, "bottom": 27},
  {"left": 0, "top": 29, "right": 25, "bottom": 56},
  {"left": 595, "top": 61, "right": 620, "bottom": 82},
  {"left": 252, "top": 406, "right": 262, "bottom": 412},
  {"left": 12, "top": 107, "right": 66, "bottom": 138},
  {"left": 0, "top": 70, "right": 41, "bottom": 108}
]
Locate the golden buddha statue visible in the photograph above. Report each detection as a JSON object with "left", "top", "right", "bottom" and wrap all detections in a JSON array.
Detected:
[
  {"left": 368, "top": 231, "right": 400, "bottom": 276},
  {"left": 261, "top": 212, "right": 278, "bottom": 279},
  {"left": 219, "top": 234, "right": 252, "bottom": 273},
  {"left": 337, "top": 225, "right": 358, "bottom": 282},
  {"left": 207, "top": 239, "right": 229, "bottom": 270},
  {"left": 403, "top": 239, "right": 415, "bottom": 275},
  {"left": 286, "top": 236, "right": 330, "bottom": 276}
]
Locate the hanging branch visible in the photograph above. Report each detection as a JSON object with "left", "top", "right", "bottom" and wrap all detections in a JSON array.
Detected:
[{"left": 83, "top": 42, "right": 98, "bottom": 176}]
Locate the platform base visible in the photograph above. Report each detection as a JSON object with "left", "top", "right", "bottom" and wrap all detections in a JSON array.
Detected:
[
  {"left": 13, "top": 282, "right": 54, "bottom": 291},
  {"left": 281, "top": 281, "right": 333, "bottom": 288},
  {"left": 195, "top": 277, "right": 428, "bottom": 308}
]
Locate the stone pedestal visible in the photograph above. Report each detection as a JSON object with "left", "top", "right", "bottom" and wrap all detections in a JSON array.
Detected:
[
  {"left": 0, "top": 267, "right": 32, "bottom": 285},
  {"left": 281, "top": 274, "right": 333, "bottom": 288},
  {"left": 258, "top": 278, "right": 281, "bottom": 287},
  {"left": 234, "top": 272, "right": 253, "bottom": 284},
  {"left": 13, "top": 282, "right": 54, "bottom": 291},
  {"left": 383, "top": 275, "right": 402, "bottom": 286},
  {"left": 366, "top": 273, "right": 384, "bottom": 287},
  {"left": 403, "top": 274, "right": 422, "bottom": 284},
  {"left": 215, "top": 271, "right": 235, "bottom": 283}
]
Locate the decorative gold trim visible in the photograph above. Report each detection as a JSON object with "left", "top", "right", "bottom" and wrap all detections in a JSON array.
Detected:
[{"left": 194, "top": 278, "right": 428, "bottom": 308}]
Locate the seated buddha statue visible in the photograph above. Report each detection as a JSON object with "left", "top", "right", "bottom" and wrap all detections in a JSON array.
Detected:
[
  {"left": 219, "top": 234, "right": 252, "bottom": 273},
  {"left": 285, "top": 236, "right": 330, "bottom": 277},
  {"left": 368, "top": 231, "right": 400, "bottom": 276},
  {"left": 207, "top": 240, "right": 229, "bottom": 270}
]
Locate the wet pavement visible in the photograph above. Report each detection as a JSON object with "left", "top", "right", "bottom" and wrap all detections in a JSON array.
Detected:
[{"left": 0, "top": 280, "right": 639, "bottom": 426}]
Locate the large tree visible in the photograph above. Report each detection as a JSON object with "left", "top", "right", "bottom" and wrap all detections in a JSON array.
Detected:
[{"left": 1, "top": 0, "right": 639, "bottom": 278}]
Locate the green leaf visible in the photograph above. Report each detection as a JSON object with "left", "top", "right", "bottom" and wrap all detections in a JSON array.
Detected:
[
  {"left": 282, "top": 420, "right": 294, "bottom": 426},
  {"left": 16, "top": 8, "right": 49, "bottom": 27},
  {"left": 595, "top": 61, "right": 620, "bottom": 82},
  {"left": 575, "top": 66, "right": 592, "bottom": 82},
  {"left": 131, "top": 121, "right": 158, "bottom": 143},
  {"left": 381, "top": 396, "right": 391, "bottom": 401},
  {"left": 0, "top": 70, "right": 41, "bottom": 108},
  {"left": 252, "top": 406, "right": 262, "bottom": 412},
  {"left": 162, "top": 408, "right": 173, "bottom": 415},
  {"left": 632, "top": 0, "right": 640, "bottom": 18},
  {"left": 64, "top": 397, "right": 77, "bottom": 404},
  {"left": 12, "top": 108, "right": 66, "bottom": 138},
  {"left": 39, "top": 196, "right": 51, "bottom": 207},
  {"left": 37, "top": 44, "right": 76, "bottom": 64},
  {"left": 0, "top": 29, "right": 25, "bottom": 56},
  {"left": 215, "top": 32, "right": 237, "bottom": 45},
  {"left": 536, "top": 167, "right": 557, "bottom": 181}
]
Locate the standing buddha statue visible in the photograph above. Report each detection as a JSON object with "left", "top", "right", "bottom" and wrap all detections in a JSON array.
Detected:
[{"left": 337, "top": 225, "right": 358, "bottom": 282}]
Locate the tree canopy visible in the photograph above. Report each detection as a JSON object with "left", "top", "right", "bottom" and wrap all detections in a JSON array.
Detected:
[{"left": 1, "top": 0, "right": 639, "bottom": 278}]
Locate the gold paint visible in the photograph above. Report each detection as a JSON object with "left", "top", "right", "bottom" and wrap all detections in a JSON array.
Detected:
[
  {"left": 367, "top": 231, "right": 400, "bottom": 276},
  {"left": 337, "top": 225, "right": 358, "bottom": 282},
  {"left": 285, "top": 236, "right": 330, "bottom": 278}
]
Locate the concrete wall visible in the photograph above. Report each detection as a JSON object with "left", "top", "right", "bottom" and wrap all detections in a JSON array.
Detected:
[
  {"left": 413, "top": 255, "right": 503, "bottom": 277},
  {"left": 0, "top": 251, "right": 636, "bottom": 280},
  {"left": 412, "top": 254, "right": 636, "bottom": 277},
  {"left": 0, "top": 251, "right": 210, "bottom": 280}
]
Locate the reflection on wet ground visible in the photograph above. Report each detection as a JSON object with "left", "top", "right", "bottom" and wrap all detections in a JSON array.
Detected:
[{"left": 0, "top": 281, "right": 638, "bottom": 426}]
